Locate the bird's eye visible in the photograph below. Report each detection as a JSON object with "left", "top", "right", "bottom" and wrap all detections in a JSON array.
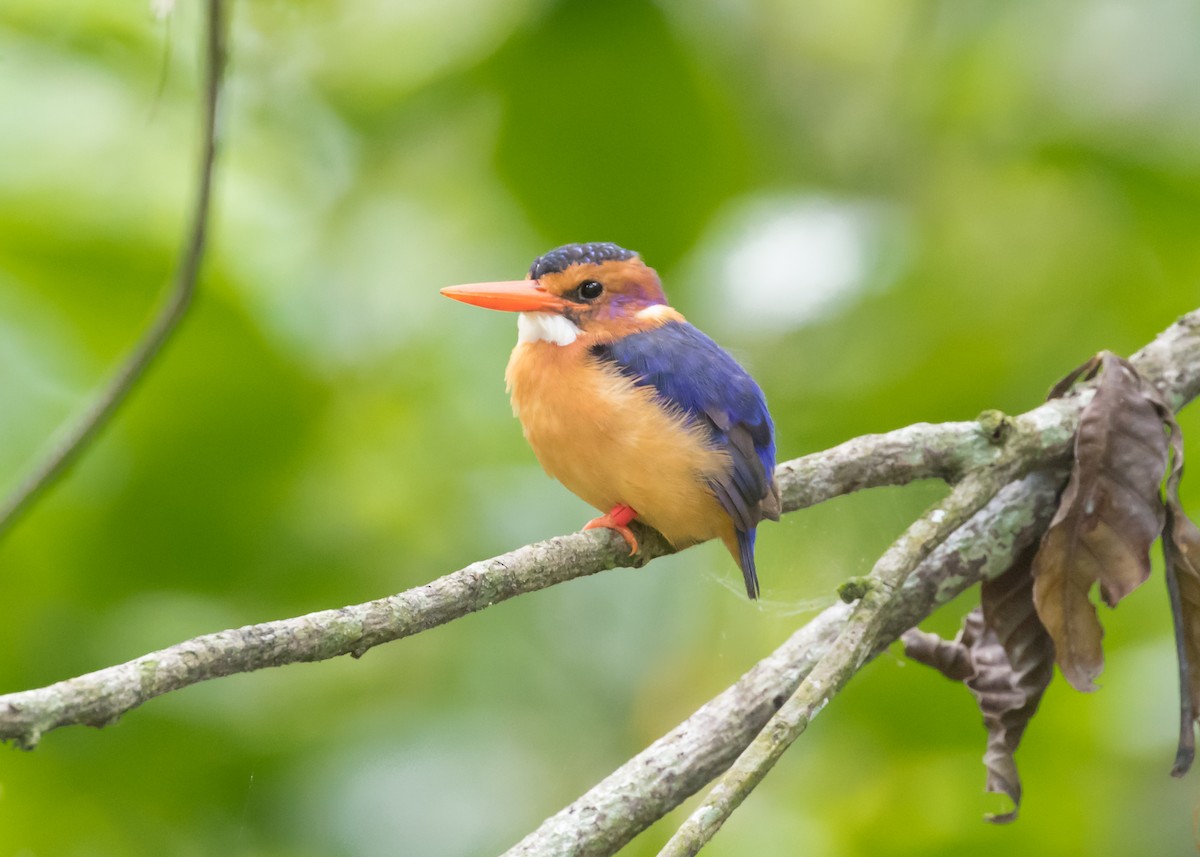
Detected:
[{"left": 578, "top": 280, "right": 604, "bottom": 301}]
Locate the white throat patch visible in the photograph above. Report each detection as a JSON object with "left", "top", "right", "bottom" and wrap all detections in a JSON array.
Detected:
[{"left": 517, "top": 312, "right": 581, "bottom": 346}]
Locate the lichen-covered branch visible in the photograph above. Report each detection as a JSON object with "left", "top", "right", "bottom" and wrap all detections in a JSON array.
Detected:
[
  {"left": 0, "top": 313, "right": 1197, "bottom": 759},
  {"left": 505, "top": 471, "right": 1062, "bottom": 857},
  {"left": 0, "top": 0, "right": 225, "bottom": 541},
  {"left": 0, "top": 420, "right": 1017, "bottom": 750},
  {"left": 658, "top": 457, "right": 1030, "bottom": 855},
  {"left": 510, "top": 310, "right": 1199, "bottom": 857},
  {"left": 0, "top": 533, "right": 641, "bottom": 749}
]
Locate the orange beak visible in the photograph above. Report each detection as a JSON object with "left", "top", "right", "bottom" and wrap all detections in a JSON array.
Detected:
[{"left": 440, "top": 279, "right": 568, "bottom": 313}]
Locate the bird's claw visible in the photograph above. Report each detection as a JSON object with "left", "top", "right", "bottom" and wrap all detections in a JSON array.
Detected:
[{"left": 584, "top": 504, "right": 639, "bottom": 555}]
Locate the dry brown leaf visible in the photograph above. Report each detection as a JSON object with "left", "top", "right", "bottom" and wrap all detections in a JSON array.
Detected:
[
  {"left": 902, "top": 625, "right": 976, "bottom": 681},
  {"left": 909, "top": 350, "right": 1197, "bottom": 817},
  {"left": 1045, "top": 353, "right": 1102, "bottom": 401},
  {"left": 978, "top": 549, "right": 1055, "bottom": 820},
  {"left": 903, "top": 546, "right": 1053, "bottom": 823},
  {"left": 1160, "top": 406, "right": 1200, "bottom": 775},
  {"left": 1164, "top": 508, "right": 1200, "bottom": 775},
  {"left": 1031, "top": 352, "right": 1170, "bottom": 691}
]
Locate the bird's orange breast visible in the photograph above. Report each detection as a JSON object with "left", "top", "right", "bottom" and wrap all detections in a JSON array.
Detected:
[{"left": 505, "top": 339, "right": 734, "bottom": 549}]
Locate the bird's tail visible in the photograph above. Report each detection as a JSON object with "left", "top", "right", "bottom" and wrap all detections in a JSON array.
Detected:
[{"left": 735, "top": 528, "right": 760, "bottom": 600}]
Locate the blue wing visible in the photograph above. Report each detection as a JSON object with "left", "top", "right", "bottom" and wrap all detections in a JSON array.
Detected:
[{"left": 590, "top": 321, "right": 780, "bottom": 597}]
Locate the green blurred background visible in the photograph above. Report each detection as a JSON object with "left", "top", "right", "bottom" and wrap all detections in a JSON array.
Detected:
[{"left": 2, "top": 0, "right": 1199, "bottom": 854}]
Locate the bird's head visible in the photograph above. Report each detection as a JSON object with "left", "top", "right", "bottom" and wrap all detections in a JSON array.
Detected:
[{"left": 440, "top": 242, "right": 678, "bottom": 345}]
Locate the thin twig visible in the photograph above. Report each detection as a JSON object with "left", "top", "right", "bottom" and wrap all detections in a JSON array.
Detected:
[
  {"left": 1163, "top": 505, "right": 1196, "bottom": 776},
  {"left": 0, "top": 0, "right": 225, "bottom": 540}
]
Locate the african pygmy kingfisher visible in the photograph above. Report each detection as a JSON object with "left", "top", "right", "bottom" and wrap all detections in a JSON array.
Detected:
[{"left": 441, "top": 242, "right": 781, "bottom": 598}]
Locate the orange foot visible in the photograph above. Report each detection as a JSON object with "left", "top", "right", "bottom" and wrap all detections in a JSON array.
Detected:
[{"left": 584, "top": 504, "right": 639, "bottom": 554}]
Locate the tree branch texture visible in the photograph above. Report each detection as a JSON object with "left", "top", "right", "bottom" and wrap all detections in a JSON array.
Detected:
[
  {"left": 659, "top": 462, "right": 1026, "bottom": 855},
  {"left": 0, "top": 311, "right": 1193, "bottom": 755},
  {"left": 0, "top": 0, "right": 225, "bottom": 541},
  {"left": 0, "top": 424, "right": 1036, "bottom": 751},
  {"left": 506, "top": 470, "right": 1064, "bottom": 857}
]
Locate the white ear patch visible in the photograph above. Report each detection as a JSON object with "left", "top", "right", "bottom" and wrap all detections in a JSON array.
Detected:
[
  {"left": 635, "top": 304, "right": 677, "bottom": 323},
  {"left": 517, "top": 312, "right": 581, "bottom": 346}
]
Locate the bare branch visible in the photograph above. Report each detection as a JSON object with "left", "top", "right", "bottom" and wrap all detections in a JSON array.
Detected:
[
  {"left": 0, "top": 0, "right": 225, "bottom": 540},
  {"left": 0, "top": 421, "right": 1022, "bottom": 750},
  {"left": 509, "top": 311, "right": 1200, "bottom": 857},
  {"left": 0, "top": 532, "right": 644, "bottom": 749},
  {"left": 778, "top": 417, "right": 997, "bottom": 510},
  {"left": 0, "top": 312, "right": 1197, "bottom": 758},
  {"left": 659, "top": 456, "right": 1028, "bottom": 854},
  {"left": 505, "top": 471, "right": 1063, "bottom": 857}
]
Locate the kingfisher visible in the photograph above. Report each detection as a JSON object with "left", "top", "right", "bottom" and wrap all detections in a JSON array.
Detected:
[{"left": 441, "top": 242, "right": 781, "bottom": 598}]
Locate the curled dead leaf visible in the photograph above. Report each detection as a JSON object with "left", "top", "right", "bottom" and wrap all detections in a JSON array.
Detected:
[
  {"left": 1161, "top": 409, "right": 1200, "bottom": 776},
  {"left": 904, "top": 546, "right": 1053, "bottom": 824},
  {"left": 1164, "top": 508, "right": 1200, "bottom": 775},
  {"left": 1031, "top": 352, "right": 1170, "bottom": 691},
  {"left": 908, "top": 347, "right": 1200, "bottom": 820}
]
